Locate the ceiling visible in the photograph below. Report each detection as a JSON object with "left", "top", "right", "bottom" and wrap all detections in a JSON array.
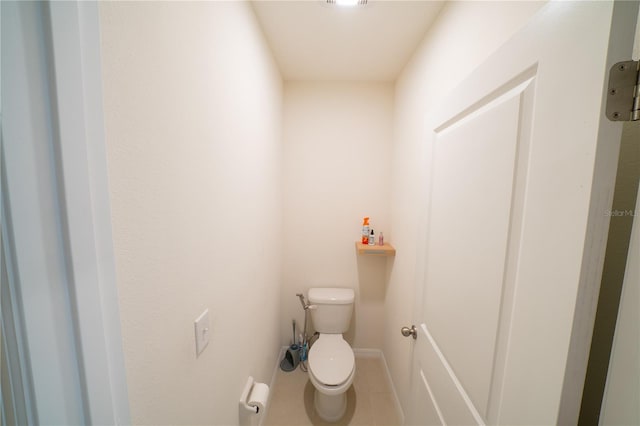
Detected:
[{"left": 251, "top": 1, "right": 445, "bottom": 81}]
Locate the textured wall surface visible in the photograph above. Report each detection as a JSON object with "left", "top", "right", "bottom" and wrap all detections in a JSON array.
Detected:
[{"left": 99, "top": 2, "right": 283, "bottom": 424}]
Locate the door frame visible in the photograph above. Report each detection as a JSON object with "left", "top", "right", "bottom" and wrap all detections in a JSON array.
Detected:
[{"left": 2, "top": 1, "right": 129, "bottom": 423}]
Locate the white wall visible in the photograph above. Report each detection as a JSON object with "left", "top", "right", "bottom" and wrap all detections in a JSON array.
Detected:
[
  {"left": 99, "top": 2, "right": 282, "bottom": 424},
  {"left": 385, "top": 0, "right": 546, "bottom": 416},
  {"left": 282, "top": 82, "right": 393, "bottom": 349}
]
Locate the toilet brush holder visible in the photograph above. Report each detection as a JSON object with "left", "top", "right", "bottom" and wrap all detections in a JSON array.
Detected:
[{"left": 279, "top": 344, "right": 300, "bottom": 372}]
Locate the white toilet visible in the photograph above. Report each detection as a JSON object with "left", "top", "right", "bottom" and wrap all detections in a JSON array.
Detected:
[{"left": 307, "top": 287, "right": 355, "bottom": 423}]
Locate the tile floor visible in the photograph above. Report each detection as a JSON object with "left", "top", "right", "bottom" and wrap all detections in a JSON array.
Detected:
[{"left": 264, "top": 355, "right": 402, "bottom": 426}]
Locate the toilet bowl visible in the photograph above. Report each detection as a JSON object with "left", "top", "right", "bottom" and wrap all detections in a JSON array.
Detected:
[
  {"left": 306, "top": 288, "right": 355, "bottom": 422},
  {"left": 308, "top": 334, "right": 355, "bottom": 422}
]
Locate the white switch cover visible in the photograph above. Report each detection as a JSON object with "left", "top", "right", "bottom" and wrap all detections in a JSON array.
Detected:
[{"left": 194, "top": 309, "right": 210, "bottom": 356}]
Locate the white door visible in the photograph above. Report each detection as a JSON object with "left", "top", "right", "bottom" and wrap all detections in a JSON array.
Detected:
[{"left": 406, "top": 2, "right": 638, "bottom": 425}]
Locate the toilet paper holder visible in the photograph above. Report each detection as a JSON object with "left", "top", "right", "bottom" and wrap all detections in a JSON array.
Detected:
[{"left": 239, "top": 376, "right": 269, "bottom": 414}]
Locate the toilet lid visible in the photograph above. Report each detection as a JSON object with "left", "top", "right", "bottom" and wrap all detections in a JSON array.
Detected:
[{"left": 309, "top": 335, "right": 354, "bottom": 386}]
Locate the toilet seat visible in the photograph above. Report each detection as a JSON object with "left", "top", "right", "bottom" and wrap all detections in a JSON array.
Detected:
[{"left": 308, "top": 334, "right": 354, "bottom": 386}]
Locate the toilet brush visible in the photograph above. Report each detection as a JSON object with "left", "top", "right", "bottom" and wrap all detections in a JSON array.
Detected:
[{"left": 292, "top": 319, "right": 296, "bottom": 346}]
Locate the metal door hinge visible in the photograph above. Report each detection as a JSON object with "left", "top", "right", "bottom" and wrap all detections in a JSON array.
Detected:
[{"left": 606, "top": 60, "right": 640, "bottom": 122}]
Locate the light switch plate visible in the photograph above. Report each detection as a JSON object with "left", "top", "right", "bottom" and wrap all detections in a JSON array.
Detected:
[{"left": 194, "top": 309, "right": 210, "bottom": 356}]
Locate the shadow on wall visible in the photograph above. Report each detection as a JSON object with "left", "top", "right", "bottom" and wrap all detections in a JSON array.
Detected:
[
  {"left": 356, "top": 255, "right": 393, "bottom": 301},
  {"left": 341, "top": 253, "right": 395, "bottom": 344}
]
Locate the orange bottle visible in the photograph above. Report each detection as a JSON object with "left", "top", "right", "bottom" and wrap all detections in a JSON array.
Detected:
[{"left": 361, "top": 217, "right": 370, "bottom": 244}]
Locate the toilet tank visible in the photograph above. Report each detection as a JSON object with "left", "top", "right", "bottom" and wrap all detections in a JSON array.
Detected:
[{"left": 308, "top": 288, "right": 354, "bottom": 334}]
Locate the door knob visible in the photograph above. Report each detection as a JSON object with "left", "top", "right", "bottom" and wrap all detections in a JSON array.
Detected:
[{"left": 401, "top": 325, "right": 417, "bottom": 340}]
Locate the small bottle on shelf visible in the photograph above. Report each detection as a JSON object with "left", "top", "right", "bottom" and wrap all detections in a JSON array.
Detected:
[
  {"left": 378, "top": 232, "right": 384, "bottom": 246},
  {"left": 368, "top": 229, "right": 375, "bottom": 246}
]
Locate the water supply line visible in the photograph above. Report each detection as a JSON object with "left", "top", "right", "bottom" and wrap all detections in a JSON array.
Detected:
[{"left": 295, "top": 293, "right": 319, "bottom": 372}]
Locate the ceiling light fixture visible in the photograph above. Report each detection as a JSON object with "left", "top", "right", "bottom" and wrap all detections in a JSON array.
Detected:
[{"left": 327, "top": 0, "right": 367, "bottom": 7}]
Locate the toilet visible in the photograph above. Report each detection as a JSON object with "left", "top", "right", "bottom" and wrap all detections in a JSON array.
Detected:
[{"left": 307, "top": 287, "right": 355, "bottom": 422}]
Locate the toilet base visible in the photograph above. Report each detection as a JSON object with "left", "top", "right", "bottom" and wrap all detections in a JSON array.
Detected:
[{"left": 314, "top": 389, "right": 347, "bottom": 423}]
